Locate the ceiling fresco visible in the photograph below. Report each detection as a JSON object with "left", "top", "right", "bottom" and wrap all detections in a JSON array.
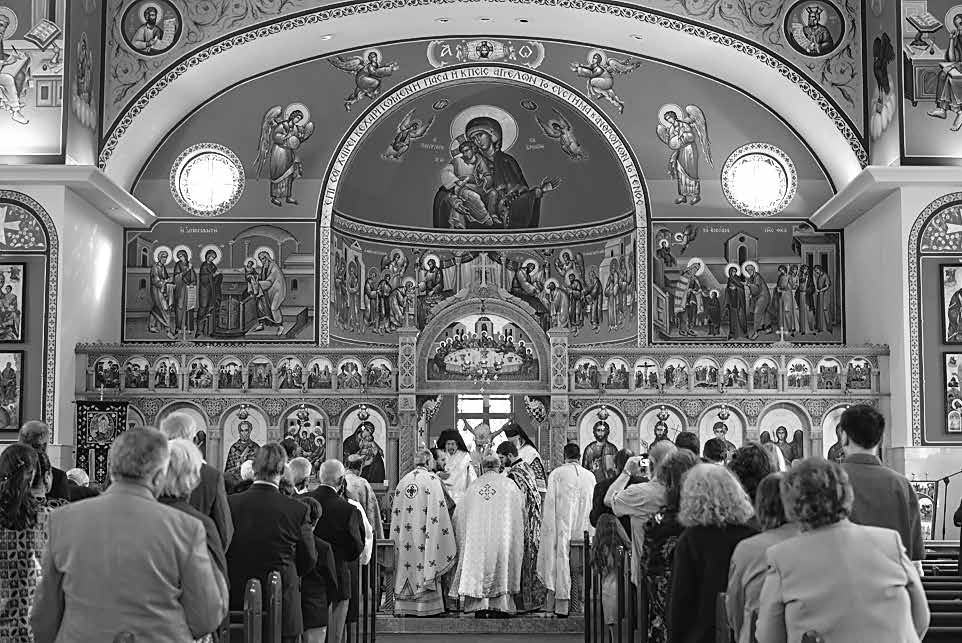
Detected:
[
  {"left": 132, "top": 39, "right": 833, "bottom": 223},
  {"left": 101, "top": 0, "right": 864, "bottom": 138}
]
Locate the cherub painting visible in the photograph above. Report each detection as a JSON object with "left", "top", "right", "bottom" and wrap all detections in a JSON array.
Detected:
[
  {"left": 382, "top": 109, "right": 435, "bottom": 161},
  {"left": 656, "top": 104, "right": 712, "bottom": 205},
  {"left": 535, "top": 109, "right": 587, "bottom": 160},
  {"left": 329, "top": 48, "right": 399, "bottom": 111},
  {"left": 569, "top": 50, "right": 642, "bottom": 114},
  {"left": 253, "top": 103, "right": 315, "bottom": 207}
]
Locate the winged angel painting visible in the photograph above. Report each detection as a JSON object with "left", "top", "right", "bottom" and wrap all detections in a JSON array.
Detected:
[
  {"left": 535, "top": 109, "right": 586, "bottom": 160},
  {"left": 329, "top": 49, "right": 400, "bottom": 111},
  {"left": 569, "top": 50, "right": 642, "bottom": 114},
  {"left": 382, "top": 109, "right": 435, "bottom": 161},
  {"left": 253, "top": 103, "right": 315, "bottom": 207},
  {"left": 656, "top": 104, "right": 712, "bottom": 206}
]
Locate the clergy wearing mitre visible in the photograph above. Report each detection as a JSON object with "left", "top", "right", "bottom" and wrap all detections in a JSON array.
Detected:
[
  {"left": 391, "top": 450, "right": 458, "bottom": 616},
  {"left": 504, "top": 423, "right": 548, "bottom": 494},
  {"left": 538, "top": 442, "right": 596, "bottom": 616},
  {"left": 448, "top": 455, "right": 525, "bottom": 615},
  {"left": 436, "top": 429, "right": 477, "bottom": 506}
]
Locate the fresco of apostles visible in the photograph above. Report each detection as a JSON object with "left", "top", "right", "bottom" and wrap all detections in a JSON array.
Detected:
[
  {"left": 332, "top": 233, "right": 636, "bottom": 343},
  {"left": 123, "top": 222, "right": 315, "bottom": 342},
  {"left": 428, "top": 314, "right": 538, "bottom": 382},
  {"left": 652, "top": 222, "right": 842, "bottom": 343}
]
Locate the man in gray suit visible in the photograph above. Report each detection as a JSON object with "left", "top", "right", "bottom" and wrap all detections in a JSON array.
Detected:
[
  {"left": 840, "top": 405, "right": 925, "bottom": 567},
  {"left": 30, "top": 427, "right": 228, "bottom": 642}
]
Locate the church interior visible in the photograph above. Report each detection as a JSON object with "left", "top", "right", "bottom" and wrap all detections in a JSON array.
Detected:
[{"left": 3, "top": 0, "right": 962, "bottom": 641}]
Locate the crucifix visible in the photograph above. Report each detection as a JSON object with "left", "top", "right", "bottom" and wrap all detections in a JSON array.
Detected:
[{"left": 474, "top": 253, "right": 497, "bottom": 287}]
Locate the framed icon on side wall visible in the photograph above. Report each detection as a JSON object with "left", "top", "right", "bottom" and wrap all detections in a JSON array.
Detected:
[
  {"left": 0, "top": 351, "right": 23, "bottom": 431},
  {"left": 943, "top": 353, "right": 962, "bottom": 433},
  {"left": 941, "top": 264, "right": 962, "bottom": 344},
  {"left": 0, "top": 263, "right": 24, "bottom": 342}
]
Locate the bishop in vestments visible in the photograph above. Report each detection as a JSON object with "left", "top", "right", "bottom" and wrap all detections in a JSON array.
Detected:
[
  {"left": 436, "top": 429, "right": 477, "bottom": 506},
  {"left": 448, "top": 455, "right": 525, "bottom": 615},
  {"left": 504, "top": 423, "right": 547, "bottom": 494},
  {"left": 391, "top": 451, "right": 458, "bottom": 616},
  {"left": 538, "top": 443, "right": 595, "bottom": 616}
]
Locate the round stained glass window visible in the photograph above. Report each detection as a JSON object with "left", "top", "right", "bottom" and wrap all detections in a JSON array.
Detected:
[
  {"left": 721, "top": 143, "right": 797, "bottom": 217},
  {"left": 170, "top": 143, "right": 244, "bottom": 216}
]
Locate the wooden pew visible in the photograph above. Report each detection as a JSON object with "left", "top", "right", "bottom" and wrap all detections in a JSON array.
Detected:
[{"left": 218, "top": 571, "right": 282, "bottom": 643}]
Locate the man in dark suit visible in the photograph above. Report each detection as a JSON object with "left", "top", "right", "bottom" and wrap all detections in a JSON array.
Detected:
[
  {"left": 227, "top": 443, "right": 317, "bottom": 643},
  {"left": 19, "top": 420, "right": 69, "bottom": 500},
  {"left": 840, "top": 405, "right": 925, "bottom": 567},
  {"left": 65, "top": 467, "right": 99, "bottom": 501},
  {"left": 308, "top": 459, "right": 364, "bottom": 643},
  {"left": 161, "top": 412, "right": 234, "bottom": 549}
]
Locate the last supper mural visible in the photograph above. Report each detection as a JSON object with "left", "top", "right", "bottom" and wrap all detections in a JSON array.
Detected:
[{"left": 426, "top": 312, "right": 539, "bottom": 382}]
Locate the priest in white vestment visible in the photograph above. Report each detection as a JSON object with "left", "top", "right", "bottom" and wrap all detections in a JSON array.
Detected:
[
  {"left": 391, "top": 450, "right": 458, "bottom": 616},
  {"left": 504, "top": 423, "right": 547, "bottom": 494},
  {"left": 448, "top": 455, "right": 525, "bottom": 615},
  {"left": 436, "top": 429, "right": 477, "bottom": 506},
  {"left": 538, "top": 442, "right": 595, "bottom": 616}
]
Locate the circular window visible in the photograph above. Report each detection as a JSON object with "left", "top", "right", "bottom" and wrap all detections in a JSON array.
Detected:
[
  {"left": 170, "top": 144, "right": 244, "bottom": 216},
  {"left": 721, "top": 143, "right": 797, "bottom": 217}
]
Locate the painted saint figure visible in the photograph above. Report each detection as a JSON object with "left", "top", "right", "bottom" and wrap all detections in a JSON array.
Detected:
[
  {"left": 656, "top": 105, "right": 712, "bottom": 206},
  {"left": 724, "top": 266, "right": 747, "bottom": 340},
  {"left": 254, "top": 103, "right": 315, "bottom": 207},
  {"left": 535, "top": 109, "right": 587, "bottom": 160},
  {"left": 330, "top": 49, "right": 400, "bottom": 111},
  {"left": 569, "top": 51, "right": 642, "bottom": 114},
  {"left": 382, "top": 109, "right": 434, "bottom": 161},
  {"left": 801, "top": 5, "right": 835, "bottom": 56},
  {"left": 582, "top": 420, "right": 619, "bottom": 482},
  {"left": 195, "top": 249, "right": 222, "bottom": 338},
  {"left": 929, "top": 15, "right": 962, "bottom": 131},
  {"left": 131, "top": 6, "right": 164, "bottom": 54},
  {"left": 252, "top": 250, "right": 287, "bottom": 335},
  {"left": 224, "top": 419, "right": 260, "bottom": 477},
  {"left": 0, "top": 13, "right": 30, "bottom": 124},
  {"left": 147, "top": 249, "right": 174, "bottom": 339}
]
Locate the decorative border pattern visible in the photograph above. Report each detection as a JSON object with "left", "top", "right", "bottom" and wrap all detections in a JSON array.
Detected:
[
  {"left": 331, "top": 213, "right": 636, "bottom": 247},
  {"left": 97, "top": 0, "right": 867, "bottom": 171},
  {"left": 721, "top": 142, "right": 798, "bottom": 217},
  {"left": 0, "top": 191, "right": 59, "bottom": 435},
  {"left": 168, "top": 142, "right": 246, "bottom": 217},
  {"left": 909, "top": 192, "right": 962, "bottom": 446}
]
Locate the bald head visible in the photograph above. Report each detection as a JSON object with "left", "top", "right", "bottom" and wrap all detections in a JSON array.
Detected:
[
  {"left": 481, "top": 454, "right": 501, "bottom": 473},
  {"left": 159, "top": 412, "right": 196, "bottom": 440},
  {"left": 319, "top": 459, "right": 345, "bottom": 486},
  {"left": 650, "top": 439, "right": 677, "bottom": 472}
]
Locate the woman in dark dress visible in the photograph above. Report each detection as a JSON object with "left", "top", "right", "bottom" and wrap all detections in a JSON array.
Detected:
[
  {"left": 669, "top": 464, "right": 757, "bottom": 643},
  {"left": 640, "top": 449, "right": 699, "bottom": 643},
  {"left": 298, "top": 496, "right": 339, "bottom": 643}
]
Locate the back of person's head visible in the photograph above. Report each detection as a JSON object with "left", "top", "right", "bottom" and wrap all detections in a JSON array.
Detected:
[
  {"left": 649, "top": 440, "right": 677, "bottom": 473},
  {"left": 563, "top": 442, "right": 581, "bottom": 461},
  {"left": 413, "top": 449, "right": 433, "bottom": 469},
  {"left": 658, "top": 449, "right": 699, "bottom": 511},
  {"left": 480, "top": 454, "right": 501, "bottom": 473},
  {"left": 31, "top": 449, "right": 52, "bottom": 493},
  {"left": 159, "top": 412, "right": 195, "bottom": 440},
  {"left": 755, "top": 472, "right": 789, "bottom": 531},
  {"left": 675, "top": 431, "right": 700, "bottom": 455},
  {"left": 159, "top": 438, "right": 204, "bottom": 499},
  {"left": 18, "top": 420, "right": 49, "bottom": 450},
  {"left": 66, "top": 468, "right": 89, "bottom": 487},
  {"left": 289, "top": 457, "right": 312, "bottom": 485},
  {"left": 840, "top": 405, "right": 885, "bottom": 450},
  {"left": 678, "top": 463, "right": 754, "bottom": 528},
  {"left": 280, "top": 437, "right": 298, "bottom": 459},
  {"left": 253, "top": 443, "right": 287, "bottom": 481},
  {"left": 780, "top": 458, "right": 853, "bottom": 531},
  {"left": 298, "top": 494, "right": 323, "bottom": 525},
  {"left": 728, "top": 442, "right": 774, "bottom": 502},
  {"left": 592, "top": 513, "right": 630, "bottom": 572},
  {"left": 346, "top": 453, "right": 363, "bottom": 473},
  {"left": 760, "top": 441, "right": 787, "bottom": 472},
  {"left": 614, "top": 448, "right": 634, "bottom": 475},
  {"left": 240, "top": 459, "right": 255, "bottom": 481},
  {"left": 0, "top": 444, "right": 39, "bottom": 530},
  {"left": 319, "top": 459, "right": 346, "bottom": 486},
  {"left": 108, "top": 427, "right": 170, "bottom": 486},
  {"left": 703, "top": 437, "right": 728, "bottom": 463},
  {"left": 495, "top": 441, "right": 518, "bottom": 458}
]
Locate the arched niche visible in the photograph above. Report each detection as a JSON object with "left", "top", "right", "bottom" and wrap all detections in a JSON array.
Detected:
[
  {"left": 280, "top": 403, "right": 329, "bottom": 469},
  {"left": 416, "top": 292, "right": 550, "bottom": 394},
  {"left": 0, "top": 191, "right": 59, "bottom": 433},
  {"left": 638, "top": 404, "right": 687, "bottom": 450},
  {"left": 822, "top": 404, "right": 848, "bottom": 463},
  {"left": 757, "top": 401, "right": 812, "bottom": 464},
  {"left": 221, "top": 404, "right": 271, "bottom": 474},
  {"left": 577, "top": 404, "right": 625, "bottom": 481},
  {"left": 697, "top": 404, "right": 746, "bottom": 452},
  {"left": 155, "top": 401, "right": 211, "bottom": 461},
  {"left": 340, "top": 403, "right": 389, "bottom": 486}
]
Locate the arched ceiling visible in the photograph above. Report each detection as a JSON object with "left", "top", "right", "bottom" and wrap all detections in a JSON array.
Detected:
[{"left": 103, "top": 0, "right": 864, "bottom": 195}]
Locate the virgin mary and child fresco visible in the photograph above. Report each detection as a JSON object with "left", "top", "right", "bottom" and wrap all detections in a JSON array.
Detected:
[{"left": 433, "top": 106, "right": 561, "bottom": 230}]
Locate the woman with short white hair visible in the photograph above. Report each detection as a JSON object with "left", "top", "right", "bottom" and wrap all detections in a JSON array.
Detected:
[
  {"left": 158, "top": 439, "right": 227, "bottom": 583},
  {"left": 669, "top": 463, "right": 758, "bottom": 643}
]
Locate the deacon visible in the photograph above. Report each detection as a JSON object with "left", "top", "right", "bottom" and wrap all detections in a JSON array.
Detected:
[
  {"left": 538, "top": 443, "right": 595, "bottom": 617},
  {"left": 436, "top": 429, "right": 477, "bottom": 506},
  {"left": 504, "top": 422, "right": 547, "bottom": 494},
  {"left": 449, "top": 455, "right": 525, "bottom": 615},
  {"left": 497, "top": 441, "right": 547, "bottom": 612},
  {"left": 390, "top": 450, "right": 458, "bottom": 616}
]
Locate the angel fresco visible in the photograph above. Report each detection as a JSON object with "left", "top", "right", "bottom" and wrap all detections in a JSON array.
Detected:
[
  {"left": 760, "top": 426, "right": 805, "bottom": 466},
  {"left": 569, "top": 50, "right": 642, "bottom": 114},
  {"left": 329, "top": 49, "right": 399, "bottom": 112},
  {"left": 253, "top": 103, "right": 315, "bottom": 207},
  {"left": 656, "top": 104, "right": 712, "bottom": 206},
  {"left": 382, "top": 109, "right": 435, "bottom": 161},
  {"left": 535, "top": 109, "right": 587, "bottom": 160}
]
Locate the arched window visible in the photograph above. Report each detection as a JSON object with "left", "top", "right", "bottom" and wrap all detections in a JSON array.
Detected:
[
  {"left": 292, "top": 278, "right": 298, "bottom": 292},
  {"left": 138, "top": 278, "right": 147, "bottom": 290},
  {"left": 140, "top": 248, "right": 149, "bottom": 267},
  {"left": 737, "top": 245, "right": 747, "bottom": 265}
]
